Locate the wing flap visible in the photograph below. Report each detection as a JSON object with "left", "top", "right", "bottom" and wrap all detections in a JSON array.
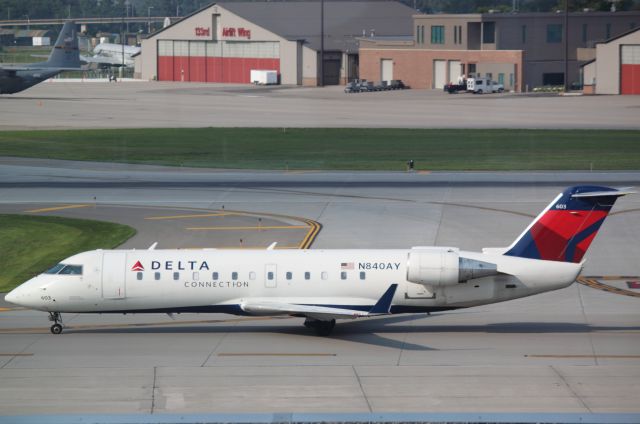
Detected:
[{"left": 241, "top": 284, "right": 398, "bottom": 320}]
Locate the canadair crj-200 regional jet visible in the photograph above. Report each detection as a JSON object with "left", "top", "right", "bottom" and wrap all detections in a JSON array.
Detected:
[{"left": 5, "top": 186, "right": 634, "bottom": 336}]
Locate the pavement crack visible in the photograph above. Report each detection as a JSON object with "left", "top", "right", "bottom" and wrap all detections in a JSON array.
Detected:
[
  {"left": 150, "top": 366, "right": 158, "bottom": 414},
  {"left": 200, "top": 332, "right": 229, "bottom": 367},
  {"left": 550, "top": 365, "right": 592, "bottom": 413},
  {"left": 353, "top": 365, "right": 373, "bottom": 413}
]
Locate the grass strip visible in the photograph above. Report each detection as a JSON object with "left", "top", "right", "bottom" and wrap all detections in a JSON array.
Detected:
[
  {"left": 0, "top": 128, "right": 638, "bottom": 170},
  {"left": 0, "top": 214, "right": 135, "bottom": 292}
]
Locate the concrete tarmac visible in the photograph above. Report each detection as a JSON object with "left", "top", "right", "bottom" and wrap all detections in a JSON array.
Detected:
[
  {"left": 1, "top": 81, "right": 639, "bottom": 129},
  {"left": 0, "top": 159, "right": 639, "bottom": 415}
]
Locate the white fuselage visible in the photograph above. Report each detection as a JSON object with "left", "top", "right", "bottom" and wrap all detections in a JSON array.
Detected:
[{"left": 8, "top": 248, "right": 582, "bottom": 316}]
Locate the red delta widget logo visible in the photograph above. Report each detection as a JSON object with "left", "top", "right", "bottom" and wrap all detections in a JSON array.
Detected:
[{"left": 131, "top": 261, "right": 144, "bottom": 271}]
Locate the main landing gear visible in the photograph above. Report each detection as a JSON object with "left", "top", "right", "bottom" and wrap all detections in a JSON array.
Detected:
[
  {"left": 304, "top": 318, "right": 336, "bottom": 336},
  {"left": 48, "top": 312, "right": 64, "bottom": 335}
]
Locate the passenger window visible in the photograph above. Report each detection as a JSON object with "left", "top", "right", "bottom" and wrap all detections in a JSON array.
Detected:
[
  {"left": 212, "top": 272, "right": 219, "bottom": 280},
  {"left": 267, "top": 271, "right": 274, "bottom": 280},
  {"left": 193, "top": 272, "right": 199, "bottom": 280},
  {"left": 154, "top": 272, "right": 160, "bottom": 281},
  {"left": 340, "top": 271, "right": 347, "bottom": 280},
  {"left": 360, "top": 271, "right": 366, "bottom": 280},
  {"left": 304, "top": 272, "right": 310, "bottom": 280},
  {"left": 232, "top": 272, "right": 238, "bottom": 280},
  {"left": 321, "top": 272, "right": 328, "bottom": 280},
  {"left": 137, "top": 272, "right": 143, "bottom": 281},
  {"left": 286, "top": 272, "right": 292, "bottom": 280},
  {"left": 173, "top": 272, "right": 179, "bottom": 280},
  {"left": 249, "top": 271, "right": 256, "bottom": 280}
]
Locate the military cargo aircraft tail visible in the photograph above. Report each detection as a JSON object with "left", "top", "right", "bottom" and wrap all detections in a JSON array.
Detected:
[{"left": 43, "top": 21, "right": 81, "bottom": 69}]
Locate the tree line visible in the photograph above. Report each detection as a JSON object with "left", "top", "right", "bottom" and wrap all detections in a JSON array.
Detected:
[{"left": 1, "top": 0, "right": 638, "bottom": 24}]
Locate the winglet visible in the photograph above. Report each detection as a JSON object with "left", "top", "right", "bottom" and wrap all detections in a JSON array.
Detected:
[
  {"left": 148, "top": 242, "right": 158, "bottom": 250},
  {"left": 368, "top": 284, "right": 398, "bottom": 315},
  {"left": 267, "top": 242, "right": 277, "bottom": 250}
]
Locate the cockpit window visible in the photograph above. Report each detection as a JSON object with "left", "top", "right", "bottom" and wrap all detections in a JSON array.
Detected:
[
  {"left": 44, "top": 264, "right": 83, "bottom": 275},
  {"left": 44, "top": 264, "right": 66, "bottom": 274},
  {"left": 59, "top": 265, "right": 83, "bottom": 275}
]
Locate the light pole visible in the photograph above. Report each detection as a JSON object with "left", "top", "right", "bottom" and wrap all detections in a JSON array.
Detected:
[
  {"left": 319, "top": 0, "right": 324, "bottom": 87},
  {"left": 564, "top": 0, "right": 569, "bottom": 91},
  {"left": 148, "top": 7, "right": 154, "bottom": 34}
]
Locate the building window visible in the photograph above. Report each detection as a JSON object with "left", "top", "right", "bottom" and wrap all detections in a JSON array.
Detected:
[
  {"left": 421, "top": 26, "right": 425, "bottom": 45},
  {"left": 304, "top": 271, "right": 310, "bottom": 280},
  {"left": 582, "top": 23, "right": 587, "bottom": 43},
  {"left": 360, "top": 271, "right": 366, "bottom": 280},
  {"left": 482, "top": 22, "right": 495, "bottom": 44},
  {"left": 416, "top": 25, "right": 420, "bottom": 44},
  {"left": 340, "top": 271, "right": 347, "bottom": 280},
  {"left": 212, "top": 272, "right": 219, "bottom": 280},
  {"left": 521, "top": 25, "right": 526, "bottom": 44},
  {"left": 543, "top": 73, "right": 564, "bottom": 86},
  {"left": 173, "top": 272, "right": 179, "bottom": 281},
  {"left": 498, "top": 73, "right": 504, "bottom": 85},
  {"left": 606, "top": 23, "right": 611, "bottom": 39},
  {"left": 137, "top": 272, "right": 143, "bottom": 281},
  {"left": 232, "top": 272, "right": 238, "bottom": 280},
  {"left": 454, "top": 26, "right": 458, "bottom": 44},
  {"left": 457, "top": 26, "right": 462, "bottom": 44},
  {"left": 431, "top": 25, "right": 444, "bottom": 44},
  {"left": 509, "top": 73, "right": 514, "bottom": 88},
  {"left": 286, "top": 272, "right": 292, "bottom": 280},
  {"left": 154, "top": 272, "right": 160, "bottom": 281},
  {"left": 546, "top": 24, "right": 562, "bottom": 43}
]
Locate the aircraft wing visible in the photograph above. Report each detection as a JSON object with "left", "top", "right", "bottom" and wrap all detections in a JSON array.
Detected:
[{"left": 241, "top": 284, "right": 398, "bottom": 320}]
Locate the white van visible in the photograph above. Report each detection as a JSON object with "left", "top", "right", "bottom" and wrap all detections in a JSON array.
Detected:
[{"left": 466, "top": 78, "right": 494, "bottom": 94}]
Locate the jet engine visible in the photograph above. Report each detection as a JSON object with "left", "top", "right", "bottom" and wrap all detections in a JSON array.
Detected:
[{"left": 407, "top": 247, "right": 498, "bottom": 287}]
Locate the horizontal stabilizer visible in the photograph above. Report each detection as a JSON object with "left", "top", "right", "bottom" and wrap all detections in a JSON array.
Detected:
[{"left": 572, "top": 188, "right": 635, "bottom": 198}]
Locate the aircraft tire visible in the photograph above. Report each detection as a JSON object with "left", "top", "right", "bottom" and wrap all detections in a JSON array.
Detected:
[
  {"left": 50, "top": 324, "right": 63, "bottom": 335},
  {"left": 314, "top": 319, "right": 336, "bottom": 337}
]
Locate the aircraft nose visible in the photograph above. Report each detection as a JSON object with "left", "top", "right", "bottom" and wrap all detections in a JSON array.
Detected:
[{"left": 4, "top": 288, "right": 20, "bottom": 305}]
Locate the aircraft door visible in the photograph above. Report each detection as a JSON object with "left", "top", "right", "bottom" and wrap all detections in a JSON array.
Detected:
[
  {"left": 101, "top": 251, "right": 126, "bottom": 299},
  {"left": 265, "top": 264, "right": 277, "bottom": 288}
]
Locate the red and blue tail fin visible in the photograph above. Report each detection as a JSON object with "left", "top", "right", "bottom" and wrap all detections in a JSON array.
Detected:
[{"left": 504, "top": 186, "right": 633, "bottom": 263}]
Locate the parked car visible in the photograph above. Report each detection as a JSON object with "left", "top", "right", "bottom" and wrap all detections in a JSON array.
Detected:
[
  {"left": 389, "top": 79, "right": 410, "bottom": 89},
  {"left": 491, "top": 81, "right": 505, "bottom": 93},
  {"left": 344, "top": 81, "right": 360, "bottom": 93},
  {"left": 444, "top": 81, "right": 467, "bottom": 94}
]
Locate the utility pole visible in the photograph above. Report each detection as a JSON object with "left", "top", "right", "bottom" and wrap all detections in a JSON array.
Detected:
[
  {"left": 564, "top": 0, "right": 570, "bottom": 91},
  {"left": 320, "top": 0, "right": 324, "bottom": 87}
]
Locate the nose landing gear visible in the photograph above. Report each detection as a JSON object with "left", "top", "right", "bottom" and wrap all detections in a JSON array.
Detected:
[{"left": 48, "top": 312, "right": 64, "bottom": 335}]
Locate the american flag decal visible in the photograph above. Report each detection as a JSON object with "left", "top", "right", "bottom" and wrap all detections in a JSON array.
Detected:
[{"left": 341, "top": 262, "right": 354, "bottom": 270}]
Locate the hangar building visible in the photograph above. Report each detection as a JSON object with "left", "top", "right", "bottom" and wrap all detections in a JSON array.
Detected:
[
  {"left": 582, "top": 27, "right": 640, "bottom": 95},
  {"left": 139, "top": 1, "right": 415, "bottom": 86}
]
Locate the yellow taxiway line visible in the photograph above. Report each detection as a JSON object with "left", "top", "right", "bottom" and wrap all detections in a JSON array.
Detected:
[
  {"left": 577, "top": 277, "right": 640, "bottom": 298},
  {"left": 145, "top": 213, "right": 229, "bottom": 220},
  {"left": 25, "top": 204, "right": 91, "bottom": 213},
  {"left": 186, "top": 225, "right": 308, "bottom": 231}
]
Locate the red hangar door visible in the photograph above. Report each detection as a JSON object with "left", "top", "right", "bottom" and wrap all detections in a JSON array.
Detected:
[
  {"left": 621, "top": 45, "right": 640, "bottom": 95},
  {"left": 157, "top": 40, "right": 280, "bottom": 83}
]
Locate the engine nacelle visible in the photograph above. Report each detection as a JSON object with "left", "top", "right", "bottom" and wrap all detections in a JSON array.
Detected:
[{"left": 407, "top": 247, "right": 498, "bottom": 287}]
